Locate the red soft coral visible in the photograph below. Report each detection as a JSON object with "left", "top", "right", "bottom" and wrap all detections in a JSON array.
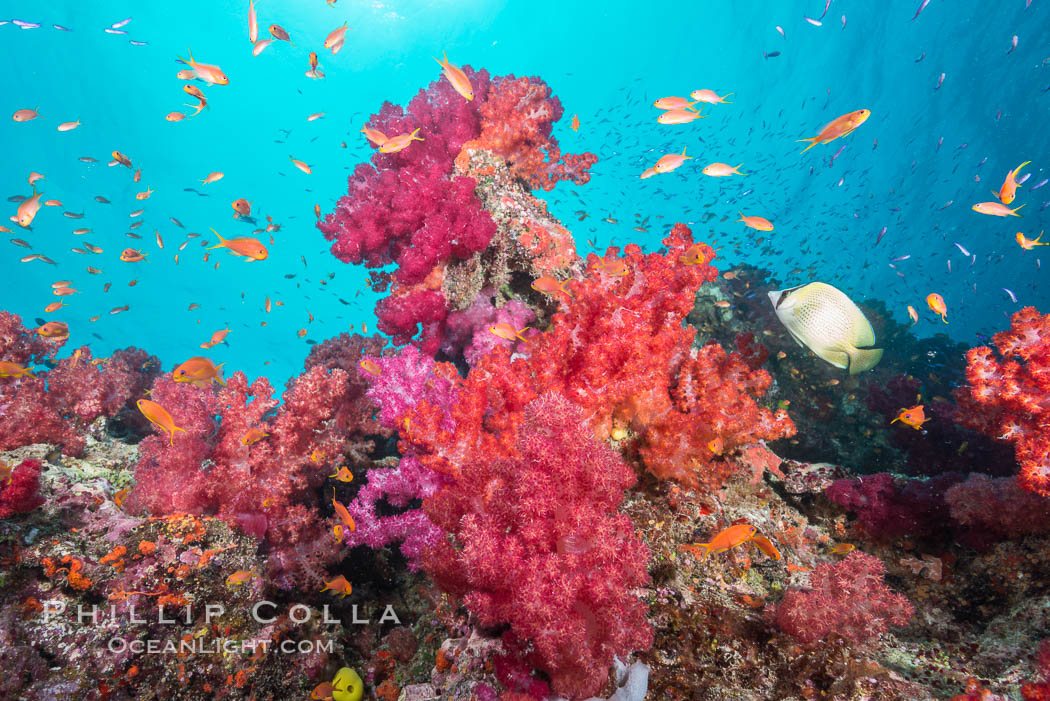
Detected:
[
  {"left": 956, "top": 307, "right": 1050, "bottom": 497},
  {"left": 467, "top": 74, "right": 597, "bottom": 190},
  {"left": 772, "top": 551, "right": 914, "bottom": 645},
  {"left": 397, "top": 223, "right": 793, "bottom": 488},
  {"left": 423, "top": 393, "right": 652, "bottom": 700},
  {"left": 0, "top": 458, "right": 45, "bottom": 519}
]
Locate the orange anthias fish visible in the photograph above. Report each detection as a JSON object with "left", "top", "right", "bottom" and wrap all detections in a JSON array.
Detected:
[
  {"left": 657, "top": 109, "right": 704, "bottom": 125},
  {"left": 332, "top": 496, "right": 356, "bottom": 532},
  {"left": 361, "top": 126, "right": 388, "bottom": 147},
  {"left": 12, "top": 108, "right": 40, "bottom": 122},
  {"left": 16, "top": 188, "right": 43, "bottom": 228},
  {"left": 1016, "top": 231, "right": 1048, "bottom": 250},
  {"left": 907, "top": 305, "right": 919, "bottom": 326},
  {"left": 359, "top": 358, "right": 381, "bottom": 376},
  {"left": 289, "top": 156, "right": 312, "bottom": 174},
  {"left": 120, "top": 248, "right": 148, "bottom": 262},
  {"left": 324, "top": 23, "right": 349, "bottom": 54},
  {"left": 320, "top": 574, "right": 352, "bottom": 598},
  {"left": 653, "top": 96, "right": 699, "bottom": 111},
  {"left": 592, "top": 257, "right": 629, "bottom": 276},
  {"left": 36, "top": 321, "right": 69, "bottom": 338},
  {"left": 135, "top": 186, "right": 154, "bottom": 200},
  {"left": 269, "top": 24, "right": 294, "bottom": 45},
  {"left": 201, "top": 171, "right": 224, "bottom": 185},
  {"left": 691, "top": 89, "right": 733, "bottom": 104},
  {"left": 231, "top": 198, "right": 251, "bottom": 217},
  {"left": 891, "top": 404, "right": 928, "bottom": 430},
  {"left": 137, "top": 399, "right": 186, "bottom": 445},
  {"left": 926, "top": 293, "right": 948, "bottom": 323},
  {"left": 379, "top": 129, "right": 424, "bottom": 154},
  {"left": 173, "top": 356, "right": 226, "bottom": 387},
  {"left": 797, "top": 109, "right": 871, "bottom": 153},
  {"left": 248, "top": 0, "right": 258, "bottom": 42},
  {"left": 707, "top": 436, "right": 724, "bottom": 455},
  {"left": 684, "top": 523, "right": 758, "bottom": 561},
  {"left": 998, "top": 161, "right": 1030, "bottom": 205},
  {"left": 531, "top": 276, "right": 572, "bottom": 298},
  {"left": 208, "top": 230, "right": 268, "bottom": 260},
  {"left": 241, "top": 428, "right": 269, "bottom": 446},
  {"left": 571, "top": 114, "right": 579, "bottom": 131},
  {"left": 177, "top": 48, "right": 229, "bottom": 85},
  {"left": 434, "top": 51, "right": 474, "bottom": 100},
  {"left": 737, "top": 211, "right": 773, "bottom": 231},
  {"left": 749, "top": 535, "right": 782, "bottom": 560},
  {"left": 201, "top": 327, "right": 231, "bottom": 349},
  {"left": 312, "top": 682, "right": 334, "bottom": 701},
  {"left": 829, "top": 543, "right": 855, "bottom": 556},
  {"left": 679, "top": 244, "right": 708, "bottom": 266},
  {"left": 653, "top": 147, "right": 691, "bottom": 173},
  {"left": 330, "top": 466, "right": 354, "bottom": 483},
  {"left": 489, "top": 323, "right": 529, "bottom": 342},
  {"left": 702, "top": 162, "right": 745, "bottom": 177},
  {"left": 225, "top": 569, "right": 257, "bottom": 587},
  {"left": 0, "top": 361, "right": 34, "bottom": 378},
  {"left": 972, "top": 201, "right": 1024, "bottom": 217}
]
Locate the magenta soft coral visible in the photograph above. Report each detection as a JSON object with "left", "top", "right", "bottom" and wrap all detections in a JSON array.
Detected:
[
  {"left": 772, "top": 551, "right": 914, "bottom": 645},
  {"left": 956, "top": 306, "right": 1050, "bottom": 496},
  {"left": 0, "top": 458, "right": 45, "bottom": 519},
  {"left": 422, "top": 393, "right": 652, "bottom": 700}
]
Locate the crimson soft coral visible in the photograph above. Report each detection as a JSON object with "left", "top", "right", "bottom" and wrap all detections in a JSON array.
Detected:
[
  {"left": 955, "top": 306, "right": 1050, "bottom": 496},
  {"left": 423, "top": 393, "right": 652, "bottom": 700},
  {"left": 772, "top": 551, "right": 914, "bottom": 645},
  {"left": 0, "top": 458, "right": 45, "bottom": 519}
]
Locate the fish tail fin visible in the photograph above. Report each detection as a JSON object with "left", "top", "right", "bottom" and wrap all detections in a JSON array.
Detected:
[
  {"left": 736, "top": 211, "right": 745, "bottom": 222},
  {"left": 411, "top": 127, "right": 424, "bottom": 141},
  {"left": 941, "top": 314, "right": 949, "bottom": 324},
  {"left": 681, "top": 146, "right": 687, "bottom": 155},
  {"left": 1014, "top": 160, "right": 1031, "bottom": 178},
  {"left": 206, "top": 228, "right": 227, "bottom": 249},
  {"left": 1012, "top": 203, "right": 1026, "bottom": 216},
  {"left": 722, "top": 92, "right": 734, "bottom": 103},
  {"left": 797, "top": 138, "right": 818, "bottom": 153},
  {"left": 696, "top": 543, "right": 713, "bottom": 561},
  {"left": 735, "top": 164, "right": 746, "bottom": 174},
  {"left": 433, "top": 51, "right": 446, "bottom": 67},
  {"left": 846, "top": 347, "right": 884, "bottom": 374},
  {"left": 215, "top": 363, "right": 226, "bottom": 386}
]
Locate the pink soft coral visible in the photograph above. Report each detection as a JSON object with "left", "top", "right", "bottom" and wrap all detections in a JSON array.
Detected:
[
  {"left": 772, "top": 551, "right": 914, "bottom": 645},
  {"left": 423, "top": 393, "right": 652, "bottom": 700},
  {"left": 128, "top": 362, "right": 385, "bottom": 589}
]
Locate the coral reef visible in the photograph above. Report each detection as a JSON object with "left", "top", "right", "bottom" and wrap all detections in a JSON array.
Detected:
[
  {"left": 0, "top": 311, "right": 159, "bottom": 455},
  {"left": 771, "top": 551, "right": 915, "bottom": 645},
  {"left": 423, "top": 393, "right": 652, "bottom": 699},
  {"left": 0, "top": 458, "right": 44, "bottom": 518},
  {"left": 956, "top": 306, "right": 1050, "bottom": 496}
]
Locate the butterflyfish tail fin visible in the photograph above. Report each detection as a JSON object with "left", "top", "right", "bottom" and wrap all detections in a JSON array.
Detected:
[{"left": 846, "top": 347, "right": 884, "bottom": 375}]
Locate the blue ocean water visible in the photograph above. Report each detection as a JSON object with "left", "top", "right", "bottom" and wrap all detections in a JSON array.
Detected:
[{"left": 2, "top": 0, "right": 1047, "bottom": 384}]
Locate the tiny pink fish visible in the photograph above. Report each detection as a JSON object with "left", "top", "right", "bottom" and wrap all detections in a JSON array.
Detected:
[
  {"left": 876, "top": 226, "right": 887, "bottom": 245},
  {"left": 910, "top": 0, "right": 931, "bottom": 22},
  {"left": 939, "top": 200, "right": 954, "bottom": 210},
  {"left": 804, "top": 16, "right": 823, "bottom": 26},
  {"left": 891, "top": 254, "right": 911, "bottom": 262},
  {"left": 775, "top": 25, "right": 785, "bottom": 37},
  {"left": 819, "top": 0, "right": 832, "bottom": 19},
  {"left": 104, "top": 28, "right": 127, "bottom": 34},
  {"left": 1031, "top": 178, "right": 1048, "bottom": 191},
  {"left": 841, "top": 14, "right": 847, "bottom": 28},
  {"left": 935, "top": 72, "right": 945, "bottom": 90},
  {"left": 1007, "top": 35, "right": 1018, "bottom": 54},
  {"left": 1017, "top": 172, "right": 1032, "bottom": 185}
]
